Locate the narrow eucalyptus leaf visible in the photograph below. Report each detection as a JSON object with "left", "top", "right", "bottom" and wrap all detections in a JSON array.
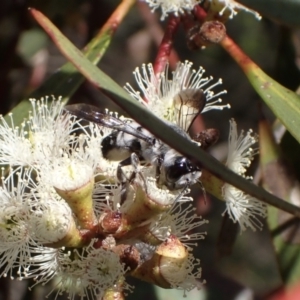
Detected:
[
  {"left": 5, "top": 10, "right": 113, "bottom": 125},
  {"left": 222, "top": 36, "right": 300, "bottom": 146},
  {"left": 260, "top": 119, "right": 300, "bottom": 285},
  {"left": 30, "top": 8, "right": 300, "bottom": 217}
]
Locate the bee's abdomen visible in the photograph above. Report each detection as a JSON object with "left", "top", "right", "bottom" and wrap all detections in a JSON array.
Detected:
[{"left": 101, "top": 131, "right": 142, "bottom": 161}]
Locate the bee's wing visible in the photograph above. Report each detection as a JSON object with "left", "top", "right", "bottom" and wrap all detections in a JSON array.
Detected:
[
  {"left": 64, "top": 103, "right": 155, "bottom": 145},
  {"left": 173, "top": 89, "right": 206, "bottom": 132}
]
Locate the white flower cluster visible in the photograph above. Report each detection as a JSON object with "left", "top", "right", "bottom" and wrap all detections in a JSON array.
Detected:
[
  {"left": 126, "top": 61, "right": 266, "bottom": 231},
  {"left": 125, "top": 61, "right": 229, "bottom": 123},
  {"left": 223, "top": 119, "right": 267, "bottom": 231},
  {"left": 0, "top": 60, "right": 265, "bottom": 298},
  {"left": 0, "top": 99, "right": 131, "bottom": 298},
  {"left": 144, "top": 0, "right": 201, "bottom": 20},
  {"left": 143, "top": 0, "right": 261, "bottom": 20},
  {"left": 0, "top": 88, "right": 207, "bottom": 297}
]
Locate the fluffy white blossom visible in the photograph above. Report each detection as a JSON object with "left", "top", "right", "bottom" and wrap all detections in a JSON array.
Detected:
[
  {"left": 32, "top": 242, "right": 129, "bottom": 300},
  {"left": 163, "top": 252, "right": 203, "bottom": 293},
  {"left": 125, "top": 61, "right": 229, "bottom": 130},
  {"left": 0, "top": 93, "right": 209, "bottom": 296},
  {"left": 0, "top": 169, "right": 54, "bottom": 279},
  {"left": 40, "top": 155, "right": 95, "bottom": 192},
  {"left": 222, "top": 184, "right": 267, "bottom": 231},
  {"left": 0, "top": 97, "right": 80, "bottom": 168},
  {"left": 148, "top": 202, "right": 208, "bottom": 247},
  {"left": 222, "top": 119, "right": 267, "bottom": 231},
  {"left": 27, "top": 187, "right": 74, "bottom": 244},
  {"left": 158, "top": 237, "right": 203, "bottom": 294},
  {"left": 144, "top": 0, "right": 201, "bottom": 20},
  {"left": 208, "top": 0, "right": 261, "bottom": 19},
  {"left": 226, "top": 118, "right": 257, "bottom": 176},
  {"left": 26, "top": 247, "right": 59, "bottom": 285}
]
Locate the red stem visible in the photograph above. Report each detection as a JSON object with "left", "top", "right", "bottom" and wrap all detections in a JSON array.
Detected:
[
  {"left": 193, "top": 6, "right": 254, "bottom": 71},
  {"left": 153, "top": 15, "right": 180, "bottom": 75},
  {"left": 97, "top": 0, "right": 135, "bottom": 36},
  {"left": 220, "top": 35, "right": 253, "bottom": 71},
  {"left": 137, "top": 2, "right": 179, "bottom": 71},
  {"left": 193, "top": 5, "right": 207, "bottom": 22},
  {"left": 181, "top": 13, "right": 197, "bottom": 32}
]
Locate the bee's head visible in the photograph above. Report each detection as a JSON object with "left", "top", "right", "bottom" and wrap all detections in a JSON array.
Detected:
[{"left": 165, "top": 157, "right": 201, "bottom": 190}]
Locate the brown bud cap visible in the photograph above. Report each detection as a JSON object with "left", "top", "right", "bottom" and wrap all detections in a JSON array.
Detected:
[
  {"left": 187, "top": 21, "right": 226, "bottom": 49},
  {"left": 100, "top": 211, "right": 122, "bottom": 234},
  {"left": 192, "top": 128, "right": 220, "bottom": 150},
  {"left": 131, "top": 236, "right": 189, "bottom": 289},
  {"left": 113, "top": 244, "right": 140, "bottom": 272}
]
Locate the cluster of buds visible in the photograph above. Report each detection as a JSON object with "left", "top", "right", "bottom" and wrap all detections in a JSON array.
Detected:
[
  {"left": 143, "top": 0, "right": 261, "bottom": 51},
  {"left": 0, "top": 60, "right": 266, "bottom": 298}
]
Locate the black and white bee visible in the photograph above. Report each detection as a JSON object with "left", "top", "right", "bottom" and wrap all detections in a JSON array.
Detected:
[{"left": 64, "top": 89, "right": 219, "bottom": 193}]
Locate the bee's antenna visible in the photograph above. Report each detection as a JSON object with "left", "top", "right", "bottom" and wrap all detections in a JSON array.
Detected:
[
  {"left": 172, "top": 184, "right": 190, "bottom": 203},
  {"left": 197, "top": 179, "right": 207, "bottom": 205}
]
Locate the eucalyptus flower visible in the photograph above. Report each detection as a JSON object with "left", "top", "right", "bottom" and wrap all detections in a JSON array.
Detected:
[
  {"left": 125, "top": 61, "right": 229, "bottom": 128},
  {"left": 32, "top": 241, "right": 129, "bottom": 300},
  {"left": 27, "top": 186, "right": 79, "bottom": 245},
  {"left": 144, "top": 0, "right": 201, "bottom": 20},
  {"left": 222, "top": 119, "right": 267, "bottom": 231},
  {"left": 0, "top": 169, "right": 54, "bottom": 279},
  {"left": 147, "top": 202, "right": 208, "bottom": 248},
  {"left": 0, "top": 97, "right": 80, "bottom": 168},
  {"left": 208, "top": 0, "right": 261, "bottom": 19}
]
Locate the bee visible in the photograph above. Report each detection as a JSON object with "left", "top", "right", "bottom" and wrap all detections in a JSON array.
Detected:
[{"left": 64, "top": 89, "right": 219, "bottom": 193}]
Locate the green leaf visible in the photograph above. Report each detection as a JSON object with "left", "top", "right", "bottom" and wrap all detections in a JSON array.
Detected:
[
  {"left": 5, "top": 10, "right": 113, "bottom": 126},
  {"left": 259, "top": 118, "right": 300, "bottom": 285},
  {"left": 247, "top": 69, "right": 300, "bottom": 145},
  {"left": 30, "top": 8, "right": 300, "bottom": 217},
  {"left": 238, "top": 0, "right": 300, "bottom": 27},
  {"left": 221, "top": 36, "right": 300, "bottom": 146}
]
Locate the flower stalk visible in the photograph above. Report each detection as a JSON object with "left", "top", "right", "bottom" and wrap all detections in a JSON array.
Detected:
[
  {"left": 153, "top": 15, "right": 180, "bottom": 75},
  {"left": 55, "top": 175, "right": 96, "bottom": 230}
]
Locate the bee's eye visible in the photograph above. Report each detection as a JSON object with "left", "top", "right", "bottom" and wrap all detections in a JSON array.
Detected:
[{"left": 166, "top": 157, "right": 200, "bottom": 182}]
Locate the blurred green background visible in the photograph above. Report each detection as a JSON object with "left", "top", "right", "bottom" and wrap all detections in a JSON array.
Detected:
[{"left": 1, "top": 0, "right": 300, "bottom": 299}]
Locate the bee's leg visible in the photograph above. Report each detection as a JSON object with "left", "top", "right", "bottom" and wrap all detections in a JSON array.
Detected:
[
  {"left": 174, "top": 183, "right": 189, "bottom": 202},
  {"left": 155, "top": 155, "right": 163, "bottom": 187},
  {"left": 130, "top": 153, "right": 147, "bottom": 193},
  {"left": 117, "top": 154, "right": 146, "bottom": 204},
  {"left": 117, "top": 156, "right": 132, "bottom": 205},
  {"left": 197, "top": 179, "right": 207, "bottom": 205},
  {"left": 116, "top": 157, "right": 131, "bottom": 182}
]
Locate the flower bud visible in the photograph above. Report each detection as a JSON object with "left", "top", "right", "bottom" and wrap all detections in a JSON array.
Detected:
[
  {"left": 187, "top": 21, "right": 226, "bottom": 49},
  {"left": 131, "top": 236, "right": 202, "bottom": 292},
  {"left": 100, "top": 211, "right": 123, "bottom": 234}
]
